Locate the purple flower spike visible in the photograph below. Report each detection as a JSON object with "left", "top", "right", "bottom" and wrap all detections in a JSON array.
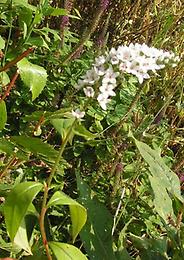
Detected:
[
  {"left": 100, "top": 0, "right": 110, "bottom": 10},
  {"left": 179, "top": 174, "right": 184, "bottom": 183},
  {"left": 61, "top": 16, "right": 69, "bottom": 28}
]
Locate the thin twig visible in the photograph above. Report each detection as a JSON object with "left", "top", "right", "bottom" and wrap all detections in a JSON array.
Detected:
[
  {"left": 0, "top": 47, "right": 34, "bottom": 72},
  {"left": 0, "top": 70, "right": 19, "bottom": 101}
]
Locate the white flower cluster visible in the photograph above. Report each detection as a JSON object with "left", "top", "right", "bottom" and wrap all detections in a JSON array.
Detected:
[{"left": 74, "top": 43, "right": 179, "bottom": 110}]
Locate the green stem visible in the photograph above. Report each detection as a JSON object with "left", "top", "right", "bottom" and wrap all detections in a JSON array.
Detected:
[{"left": 39, "top": 119, "right": 76, "bottom": 259}]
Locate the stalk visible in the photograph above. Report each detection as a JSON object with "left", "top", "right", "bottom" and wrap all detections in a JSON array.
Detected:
[
  {"left": 39, "top": 120, "right": 76, "bottom": 259},
  {"left": 62, "top": 1, "right": 109, "bottom": 64}
]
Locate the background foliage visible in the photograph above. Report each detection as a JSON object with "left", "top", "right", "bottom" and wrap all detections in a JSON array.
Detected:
[{"left": 0, "top": 0, "right": 183, "bottom": 259}]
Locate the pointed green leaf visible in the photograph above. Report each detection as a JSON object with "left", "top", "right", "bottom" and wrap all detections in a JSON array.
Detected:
[
  {"left": 77, "top": 174, "right": 116, "bottom": 260},
  {"left": 49, "top": 242, "right": 88, "bottom": 260},
  {"left": 14, "top": 218, "right": 32, "bottom": 255},
  {"left": 134, "top": 137, "right": 184, "bottom": 222},
  {"left": 0, "top": 138, "right": 14, "bottom": 154},
  {"left": 47, "top": 191, "right": 87, "bottom": 242},
  {"left": 0, "top": 35, "right": 5, "bottom": 49},
  {"left": 44, "top": 7, "right": 67, "bottom": 16},
  {"left": 134, "top": 138, "right": 183, "bottom": 202},
  {"left": 4, "top": 182, "right": 43, "bottom": 240},
  {"left": 13, "top": 0, "right": 36, "bottom": 11},
  {"left": 51, "top": 118, "right": 75, "bottom": 139},
  {"left": 0, "top": 71, "right": 10, "bottom": 85},
  {"left": 11, "top": 136, "right": 69, "bottom": 168},
  {"left": 73, "top": 124, "right": 97, "bottom": 140},
  {"left": 0, "top": 100, "right": 7, "bottom": 130},
  {"left": 149, "top": 175, "right": 174, "bottom": 220},
  {"left": 17, "top": 58, "right": 47, "bottom": 100}
]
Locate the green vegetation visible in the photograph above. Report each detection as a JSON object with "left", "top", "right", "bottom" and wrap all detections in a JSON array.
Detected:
[{"left": 0, "top": 0, "right": 183, "bottom": 259}]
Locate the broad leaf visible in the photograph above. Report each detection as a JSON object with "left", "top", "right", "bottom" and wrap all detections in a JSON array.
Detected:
[
  {"left": 4, "top": 182, "right": 43, "bottom": 240},
  {"left": 44, "top": 7, "right": 67, "bottom": 16},
  {"left": 77, "top": 174, "right": 116, "bottom": 260},
  {"left": 26, "top": 36, "right": 49, "bottom": 49},
  {"left": 49, "top": 242, "right": 88, "bottom": 260},
  {"left": 17, "top": 58, "right": 47, "bottom": 100},
  {"left": 0, "top": 100, "right": 7, "bottom": 130},
  {"left": 0, "top": 138, "right": 28, "bottom": 161},
  {"left": 73, "top": 124, "right": 97, "bottom": 140},
  {"left": 47, "top": 191, "right": 87, "bottom": 242},
  {"left": 134, "top": 137, "right": 184, "bottom": 222},
  {"left": 11, "top": 135, "right": 69, "bottom": 168},
  {"left": 130, "top": 234, "right": 168, "bottom": 260},
  {"left": 51, "top": 118, "right": 75, "bottom": 140},
  {"left": 149, "top": 175, "right": 174, "bottom": 221},
  {"left": 0, "top": 71, "right": 10, "bottom": 85},
  {"left": 14, "top": 219, "right": 32, "bottom": 255},
  {"left": 0, "top": 35, "right": 5, "bottom": 49},
  {"left": 13, "top": 0, "right": 36, "bottom": 11},
  {"left": 0, "top": 138, "right": 15, "bottom": 154}
]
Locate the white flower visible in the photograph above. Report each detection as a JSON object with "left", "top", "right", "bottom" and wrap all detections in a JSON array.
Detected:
[
  {"left": 97, "top": 93, "right": 110, "bottom": 110},
  {"left": 72, "top": 109, "right": 85, "bottom": 119},
  {"left": 83, "top": 86, "right": 95, "bottom": 97},
  {"left": 94, "top": 64, "right": 106, "bottom": 76},
  {"left": 109, "top": 48, "right": 119, "bottom": 64},
  {"left": 117, "top": 46, "right": 132, "bottom": 61},
  {"left": 102, "top": 67, "right": 119, "bottom": 85},
  {"left": 99, "top": 83, "right": 116, "bottom": 97},
  {"left": 95, "top": 55, "right": 106, "bottom": 66}
]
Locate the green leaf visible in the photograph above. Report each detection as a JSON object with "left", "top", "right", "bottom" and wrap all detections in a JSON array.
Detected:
[
  {"left": 0, "top": 138, "right": 28, "bottom": 161},
  {"left": 13, "top": 0, "right": 36, "bottom": 11},
  {"left": 14, "top": 219, "right": 32, "bottom": 255},
  {"left": 47, "top": 191, "right": 87, "bottom": 242},
  {"left": 134, "top": 137, "right": 184, "bottom": 222},
  {"left": 0, "top": 71, "right": 10, "bottom": 85},
  {"left": 4, "top": 182, "right": 43, "bottom": 240},
  {"left": 11, "top": 135, "right": 69, "bottom": 169},
  {"left": 51, "top": 118, "right": 75, "bottom": 140},
  {"left": 0, "top": 100, "right": 7, "bottom": 130},
  {"left": 0, "top": 35, "right": 5, "bottom": 49},
  {"left": 44, "top": 7, "right": 67, "bottom": 16},
  {"left": 17, "top": 58, "right": 47, "bottom": 101},
  {"left": 149, "top": 175, "right": 174, "bottom": 221},
  {"left": 0, "top": 138, "right": 14, "bottom": 154},
  {"left": 73, "top": 124, "right": 97, "bottom": 140},
  {"left": 26, "top": 36, "right": 50, "bottom": 49},
  {"left": 130, "top": 234, "right": 168, "bottom": 260},
  {"left": 49, "top": 242, "right": 88, "bottom": 260},
  {"left": 77, "top": 174, "right": 116, "bottom": 260},
  {"left": 11, "top": 135, "right": 70, "bottom": 170}
]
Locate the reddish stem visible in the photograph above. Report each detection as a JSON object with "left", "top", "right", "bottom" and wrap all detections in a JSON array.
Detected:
[
  {"left": 0, "top": 47, "right": 34, "bottom": 72},
  {"left": 0, "top": 70, "right": 19, "bottom": 101}
]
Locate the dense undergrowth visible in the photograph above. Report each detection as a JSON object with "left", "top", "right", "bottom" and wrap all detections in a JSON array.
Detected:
[{"left": 0, "top": 0, "right": 184, "bottom": 259}]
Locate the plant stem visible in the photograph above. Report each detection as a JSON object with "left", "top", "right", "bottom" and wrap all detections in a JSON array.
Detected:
[
  {"left": 39, "top": 120, "right": 76, "bottom": 259},
  {"left": 0, "top": 47, "right": 34, "bottom": 73},
  {"left": 0, "top": 70, "right": 19, "bottom": 101}
]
